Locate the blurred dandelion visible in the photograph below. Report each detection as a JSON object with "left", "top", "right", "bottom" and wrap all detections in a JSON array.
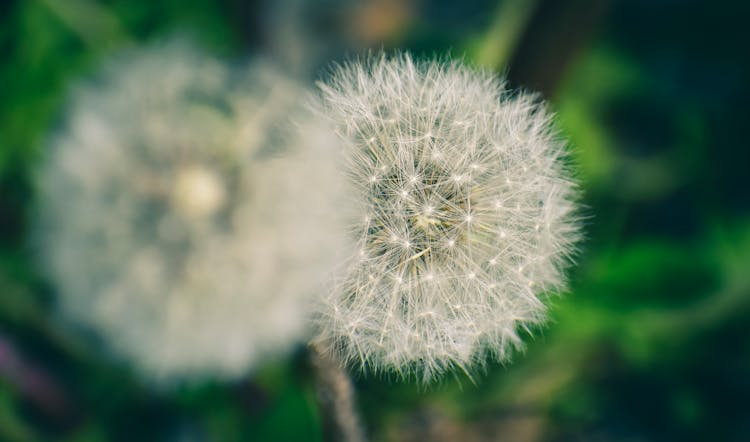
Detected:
[
  {"left": 34, "top": 39, "right": 349, "bottom": 383},
  {"left": 312, "top": 53, "right": 581, "bottom": 382}
]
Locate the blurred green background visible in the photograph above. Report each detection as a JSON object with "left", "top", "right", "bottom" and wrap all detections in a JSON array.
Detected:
[{"left": 1, "top": 0, "right": 749, "bottom": 441}]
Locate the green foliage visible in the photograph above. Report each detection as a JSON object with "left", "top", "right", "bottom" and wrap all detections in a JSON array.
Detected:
[{"left": 0, "top": 0, "right": 748, "bottom": 441}]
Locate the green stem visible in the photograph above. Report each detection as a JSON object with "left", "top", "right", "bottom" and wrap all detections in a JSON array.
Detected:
[
  {"left": 473, "top": 0, "right": 540, "bottom": 71},
  {"left": 38, "top": 0, "right": 130, "bottom": 49}
]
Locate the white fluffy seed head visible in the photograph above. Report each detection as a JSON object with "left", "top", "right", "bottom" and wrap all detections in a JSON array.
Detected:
[
  {"left": 34, "top": 40, "right": 349, "bottom": 384},
  {"left": 312, "top": 53, "right": 581, "bottom": 383}
]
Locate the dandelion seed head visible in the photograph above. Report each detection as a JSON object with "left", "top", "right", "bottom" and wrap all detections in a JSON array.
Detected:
[
  {"left": 312, "top": 53, "right": 580, "bottom": 382},
  {"left": 34, "top": 40, "right": 348, "bottom": 384}
]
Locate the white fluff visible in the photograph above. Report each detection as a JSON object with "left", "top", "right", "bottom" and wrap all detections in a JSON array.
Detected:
[
  {"left": 312, "top": 54, "right": 581, "bottom": 382},
  {"left": 35, "top": 40, "right": 349, "bottom": 383}
]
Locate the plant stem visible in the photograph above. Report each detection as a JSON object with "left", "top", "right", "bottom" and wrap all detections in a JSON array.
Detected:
[
  {"left": 38, "top": 0, "right": 130, "bottom": 49},
  {"left": 310, "top": 344, "right": 366, "bottom": 442},
  {"left": 473, "top": 0, "right": 540, "bottom": 71}
]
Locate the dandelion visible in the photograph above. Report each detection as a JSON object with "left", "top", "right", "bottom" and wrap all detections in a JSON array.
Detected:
[
  {"left": 312, "top": 54, "right": 580, "bottom": 382},
  {"left": 34, "top": 40, "right": 349, "bottom": 383}
]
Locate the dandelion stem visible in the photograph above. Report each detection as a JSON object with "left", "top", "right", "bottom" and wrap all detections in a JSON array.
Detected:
[{"left": 310, "top": 344, "right": 366, "bottom": 442}]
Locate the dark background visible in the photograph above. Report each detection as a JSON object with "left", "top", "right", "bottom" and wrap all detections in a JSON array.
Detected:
[{"left": 1, "top": 0, "right": 749, "bottom": 440}]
